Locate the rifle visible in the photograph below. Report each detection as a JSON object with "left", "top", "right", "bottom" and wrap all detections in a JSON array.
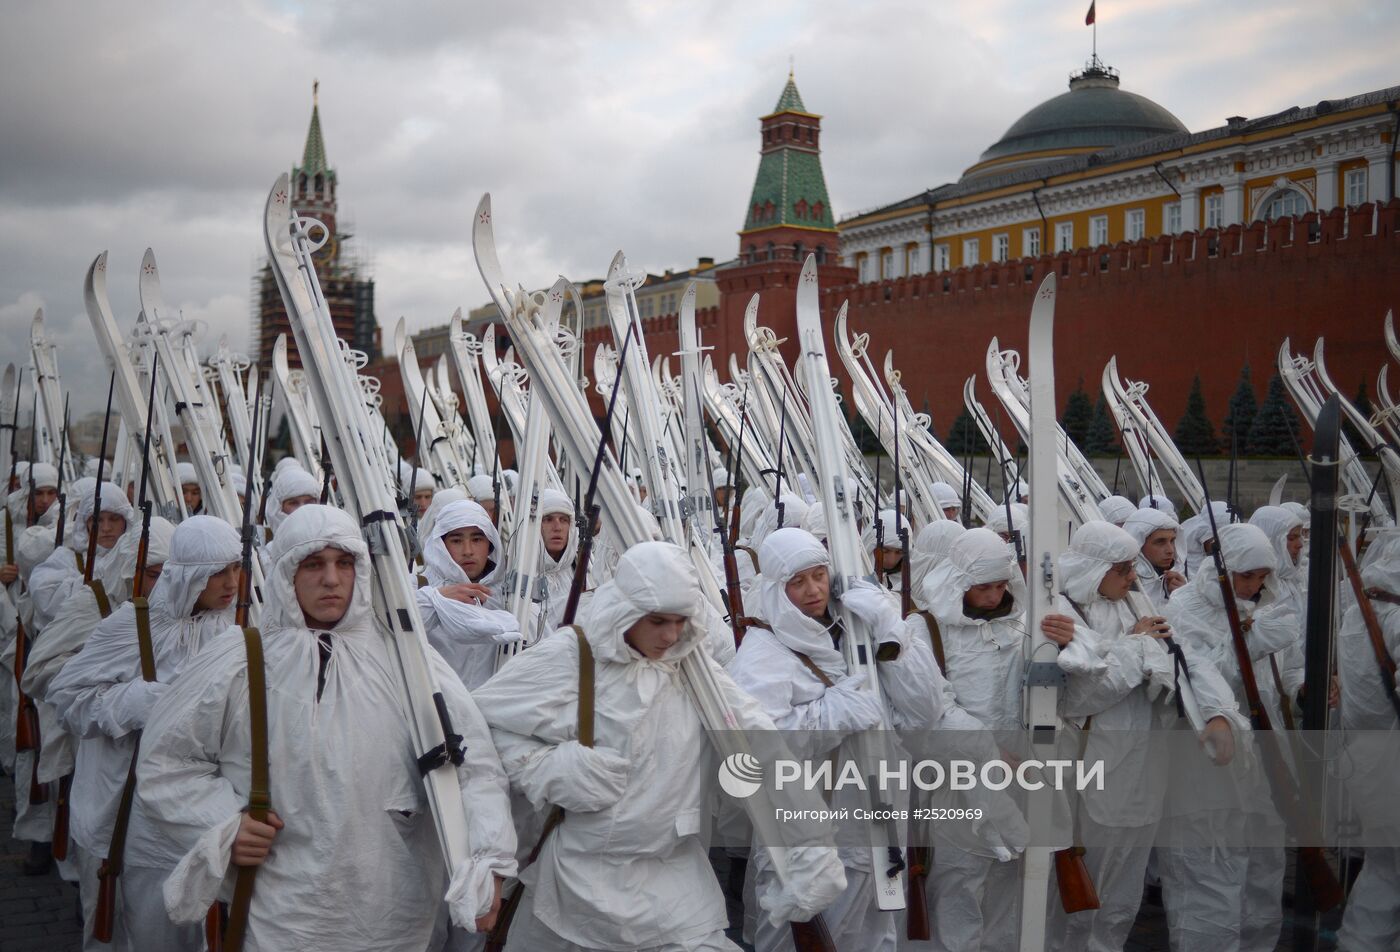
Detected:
[
  {"left": 222, "top": 372, "right": 270, "bottom": 952},
  {"left": 4, "top": 368, "right": 20, "bottom": 493},
  {"left": 53, "top": 399, "right": 70, "bottom": 539},
  {"left": 773, "top": 389, "right": 790, "bottom": 523},
  {"left": 93, "top": 354, "right": 164, "bottom": 943},
  {"left": 486, "top": 325, "right": 639, "bottom": 952},
  {"left": 1339, "top": 539, "right": 1400, "bottom": 720},
  {"left": 55, "top": 374, "right": 117, "bottom": 865},
  {"left": 317, "top": 434, "right": 332, "bottom": 505},
  {"left": 893, "top": 427, "right": 926, "bottom": 939},
  {"left": 405, "top": 385, "right": 431, "bottom": 561},
  {"left": 894, "top": 430, "right": 912, "bottom": 618},
  {"left": 11, "top": 367, "right": 42, "bottom": 795},
  {"left": 560, "top": 322, "right": 635, "bottom": 627},
  {"left": 697, "top": 380, "right": 747, "bottom": 645},
  {"left": 1195, "top": 460, "right": 1343, "bottom": 911},
  {"left": 728, "top": 392, "right": 750, "bottom": 547}
]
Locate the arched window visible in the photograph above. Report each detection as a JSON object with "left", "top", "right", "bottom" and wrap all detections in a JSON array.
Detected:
[
  {"left": 765, "top": 242, "right": 775, "bottom": 261},
  {"left": 815, "top": 245, "right": 826, "bottom": 264},
  {"left": 314, "top": 173, "right": 324, "bottom": 194},
  {"left": 793, "top": 241, "right": 804, "bottom": 263},
  {"left": 746, "top": 244, "right": 756, "bottom": 264},
  {"left": 1261, "top": 187, "right": 1308, "bottom": 221}
]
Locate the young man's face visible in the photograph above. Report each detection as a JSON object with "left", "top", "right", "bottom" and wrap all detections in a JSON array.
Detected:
[
  {"left": 964, "top": 580, "right": 1009, "bottom": 611},
  {"left": 194, "top": 563, "right": 241, "bottom": 613},
  {"left": 1285, "top": 527, "right": 1304, "bottom": 564},
  {"left": 89, "top": 511, "right": 127, "bottom": 549},
  {"left": 1097, "top": 561, "right": 1137, "bottom": 601},
  {"left": 873, "top": 545, "right": 903, "bottom": 572},
  {"left": 943, "top": 505, "right": 961, "bottom": 522},
  {"left": 413, "top": 488, "right": 435, "bottom": 517},
  {"left": 280, "top": 494, "right": 317, "bottom": 517},
  {"left": 624, "top": 611, "right": 687, "bottom": 660},
  {"left": 1231, "top": 568, "right": 1271, "bottom": 601},
  {"left": 183, "top": 483, "right": 202, "bottom": 512},
  {"left": 140, "top": 562, "right": 164, "bottom": 596},
  {"left": 478, "top": 499, "right": 497, "bottom": 525},
  {"left": 540, "top": 512, "right": 572, "bottom": 560},
  {"left": 293, "top": 547, "right": 357, "bottom": 629},
  {"left": 30, "top": 486, "right": 57, "bottom": 516},
  {"left": 1141, "top": 529, "right": 1177, "bottom": 571},
  {"left": 785, "top": 565, "right": 831, "bottom": 619},
  {"left": 443, "top": 527, "right": 492, "bottom": 580}
]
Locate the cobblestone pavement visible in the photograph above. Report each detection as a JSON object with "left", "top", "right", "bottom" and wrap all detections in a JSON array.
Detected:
[
  {"left": 0, "top": 779, "right": 1344, "bottom": 952},
  {"left": 1, "top": 770, "right": 81, "bottom": 952}
]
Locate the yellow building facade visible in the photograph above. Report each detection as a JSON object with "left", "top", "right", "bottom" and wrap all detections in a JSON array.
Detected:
[{"left": 839, "top": 60, "right": 1398, "bottom": 280}]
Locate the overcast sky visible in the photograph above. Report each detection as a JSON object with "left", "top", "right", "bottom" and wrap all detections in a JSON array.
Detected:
[{"left": 2, "top": 0, "right": 1396, "bottom": 416}]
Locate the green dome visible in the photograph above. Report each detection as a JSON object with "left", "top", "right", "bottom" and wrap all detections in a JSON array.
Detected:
[{"left": 965, "top": 65, "right": 1187, "bottom": 179}]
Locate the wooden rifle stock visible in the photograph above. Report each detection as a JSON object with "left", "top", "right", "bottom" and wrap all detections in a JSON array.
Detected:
[
  {"left": 560, "top": 503, "right": 598, "bottom": 626},
  {"left": 790, "top": 913, "right": 837, "bottom": 952},
  {"left": 14, "top": 617, "right": 38, "bottom": 752},
  {"left": 1338, "top": 538, "right": 1400, "bottom": 721},
  {"left": 52, "top": 774, "right": 72, "bottom": 861},
  {"left": 904, "top": 844, "right": 931, "bottom": 941},
  {"left": 1053, "top": 846, "right": 1100, "bottom": 913},
  {"left": 1203, "top": 537, "right": 1344, "bottom": 910}
]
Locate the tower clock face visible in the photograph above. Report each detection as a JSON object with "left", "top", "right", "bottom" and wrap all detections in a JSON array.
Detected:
[{"left": 318, "top": 232, "right": 339, "bottom": 263}]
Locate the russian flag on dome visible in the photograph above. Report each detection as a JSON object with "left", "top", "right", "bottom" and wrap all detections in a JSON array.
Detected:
[{"left": 1085, "top": 0, "right": 1095, "bottom": 25}]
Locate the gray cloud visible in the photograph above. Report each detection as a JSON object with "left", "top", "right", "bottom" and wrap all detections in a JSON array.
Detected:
[{"left": 2, "top": 0, "right": 1395, "bottom": 417}]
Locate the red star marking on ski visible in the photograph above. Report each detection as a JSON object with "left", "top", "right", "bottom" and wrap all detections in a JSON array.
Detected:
[
  {"left": 479, "top": 211, "right": 491, "bottom": 224},
  {"left": 550, "top": 291, "right": 562, "bottom": 302},
  {"left": 274, "top": 190, "right": 287, "bottom": 204},
  {"left": 802, "top": 271, "right": 817, "bottom": 284},
  {"left": 1038, "top": 286, "right": 1053, "bottom": 300},
  {"left": 143, "top": 264, "right": 155, "bottom": 275},
  {"left": 96, "top": 260, "right": 106, "bottom": 273}
]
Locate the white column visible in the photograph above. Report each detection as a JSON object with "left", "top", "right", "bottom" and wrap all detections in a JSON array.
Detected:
[
  {"left": 1367, "top": 150, "right": 1391, "bottom": 203},
  {"left": 1222, "top": 179, "right": 1246, "bottom": 226},
  {"left": 1179, "top": 186, "right": 1199, "bottom": 232},
  {"left": 1315, "top": 161, "right": 1338, "bottom": 211},
  {"left": 917, "top": 234, "right": 932, "bottom": 274}
]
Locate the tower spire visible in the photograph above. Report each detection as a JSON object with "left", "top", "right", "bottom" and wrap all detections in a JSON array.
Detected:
[{"left": 301, "top": 83, "right": 328, "bottom": 177}]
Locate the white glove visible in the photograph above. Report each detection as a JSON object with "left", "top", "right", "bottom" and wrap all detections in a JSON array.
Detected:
[
  {"left": 840, "top": 581, "right": 901, "bottom": 641},
  {"left": 528, "top": 741, "right": 628, "bottom": 813},
  {"left": 101, "top": 679, "right": 171, "bottom": 736},
  {"left": 816, "top": 673, "right": 886, "bottom": 734},
  {"left": 758, "top": 846, "right": 847, "bottom": 925},
  {"left": 492, "top": 627, "right": 524, "bottom": 646}
]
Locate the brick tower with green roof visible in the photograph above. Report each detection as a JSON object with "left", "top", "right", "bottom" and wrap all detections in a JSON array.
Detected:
[
  {"left": 738, "top": 71, "right": 839, "bottom": 263},
  {"left": 252, "top": 83, "right": 379, "bottom": 369},
  {"left": 716, "top": 71, "right": 853, "bottom": 365}
]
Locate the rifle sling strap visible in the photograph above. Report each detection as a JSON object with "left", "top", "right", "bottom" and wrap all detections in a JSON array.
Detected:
[
  {"left": 490, "top": 627, "right": 594, "bottom": 949},
  {"left": 224, "top": 626, "right": 269, "bottom": 952},
  {"left": 1367, "top": 588, "right": 1400, "bottom": 607},
  {"left": 97, "top": 597, "right": 159, "bottom": 887},
  {"left": 913, "top": 610, "right": 947, "bottom": 676}
]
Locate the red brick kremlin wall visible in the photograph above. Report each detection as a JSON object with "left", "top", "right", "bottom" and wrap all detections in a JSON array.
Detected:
[{"left": 589, "top": 200, "right": 1399, "bottom": 449}]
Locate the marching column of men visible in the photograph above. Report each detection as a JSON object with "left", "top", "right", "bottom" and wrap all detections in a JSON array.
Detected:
[{"left": 2, "top": 458, "right": 1397, "bottom": 952}]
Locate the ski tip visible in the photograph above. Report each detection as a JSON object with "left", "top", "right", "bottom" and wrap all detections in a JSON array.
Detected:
[
  {"left": 607, "top": 250, "right": 626, "bottom": 279},
  {"left": 836, "top": 299, "right": 848, "bottom": 322},
  {"left": 30, "top": 308, "right": 43, "bottom": 331},
  {"left": 799, "top": 253, "right": 817, "bottom": 286},
  {"left": 450, "top": 306, "right": 463, "bottom": 324},
  {"left": 1033, "top": 270, "right": 1056, "bottom": 303},
  {"left": 267, "top": 173, "right": 291, "bottom": 211},
  {"left": 475, "top": 193, "right": 491, "bottom": 223}
]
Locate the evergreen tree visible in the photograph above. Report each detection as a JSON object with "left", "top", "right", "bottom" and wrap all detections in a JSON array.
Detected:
[
  {"left": 945, "top": 407, "right": 989, "bottom": 456},
  {"left": 1246, "top": 372, "right": 1301, "bottom": 456},
  {"left": 1061, "top": 377, "right": 1094, "bottom": 448},
  {"left": 920, "top": 395, "right": 938, "bottom": 442},
  {"left": 1343, "top": 380, "right": 1377, "bottom": 457},
  {"left": 847, "top": 405, "right": 882, "bottom": 454},
  {"left": 1084, "top": 392, "right": 1119, "bottom": 456},
  {"left": 1222, "top": 363, "right": 1258, "bottom": 453},
  {"left": 1174, "top": 375, "right": 1219, "bottom": 456}
]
